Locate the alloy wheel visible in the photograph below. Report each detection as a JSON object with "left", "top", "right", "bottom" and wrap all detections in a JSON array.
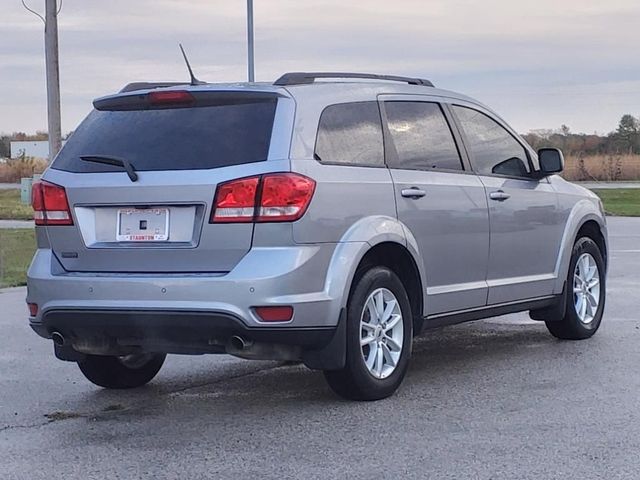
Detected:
[
  {"left": 360, "top": 288, "right": 404, "bottom": 379},
  {"left": 573, "top": 252, "right": 601, "bottom": 324}
]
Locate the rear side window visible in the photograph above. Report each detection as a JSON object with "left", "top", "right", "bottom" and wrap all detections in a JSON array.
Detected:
[
  {"left": 384, "top": 101, "right": 463, "bottom": 171},
  {"left": 52, "top": 97, "right": 277, "bottom": 172},
  {"left": 452, "top": 105, "right": 530, "bottom": 177},
  {"left": 314, "top": 102, "right": 384, "bottom": 166}
]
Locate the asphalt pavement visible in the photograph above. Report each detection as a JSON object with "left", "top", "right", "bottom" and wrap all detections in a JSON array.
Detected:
[{"left": 1, "top": 217, "right": 639, "bottom": 479}]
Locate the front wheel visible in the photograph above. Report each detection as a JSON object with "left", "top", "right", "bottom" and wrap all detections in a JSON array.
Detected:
[
  {"left": 324, "top": 266, "right": 413, "bottom": 401},
  {"left": 545, "top": 237, "right": 606, "bottom": 340},
  {"left": 78, "top": 353, "right": 166, "bottom": 389}
]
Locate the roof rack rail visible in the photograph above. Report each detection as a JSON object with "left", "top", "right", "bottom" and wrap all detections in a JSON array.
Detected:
[
  {"left": 273, "top": 72, "right": 434, "bottom": 87},
  {"left": 119, "top": 82, "right": 191, "bottom": 93}
]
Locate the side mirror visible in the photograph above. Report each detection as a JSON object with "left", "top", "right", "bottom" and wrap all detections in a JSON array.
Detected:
[{"left": 538, "top": 148, "right": 564, "bottom": 175}]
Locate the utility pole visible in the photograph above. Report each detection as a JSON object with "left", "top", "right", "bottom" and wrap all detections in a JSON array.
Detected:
[
  {"left": 44, "top": 0, "right": 62, "bottom": 161},
  {"left": 247, "top": 0, "right": 255, "bottom": 82},
  {"left": 22, "top": 0, "right": 63, "bottom": 161}
]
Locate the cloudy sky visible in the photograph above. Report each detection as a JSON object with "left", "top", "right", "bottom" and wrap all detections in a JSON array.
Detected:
[{"left": 2, "top": 0, "right": 639, "bottom": 135}]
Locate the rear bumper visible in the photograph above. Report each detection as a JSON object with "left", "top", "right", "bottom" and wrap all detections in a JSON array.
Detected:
[
  {"left": 31, "top": 308, "right": 336, "bottom": 353},
  {"left": 26, "top": 241, "right": 366, "bottom": 354}
]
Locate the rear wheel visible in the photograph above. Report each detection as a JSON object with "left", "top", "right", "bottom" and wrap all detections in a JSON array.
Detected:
[
  {"left": 545, "top": 237, "right": 605, "bottom": 340},
  {"left": 324, "top": 266, "right": 413, "bottom": 401},
  {"left": 78, "top": 353, "right": 166, "bottom": 389}
]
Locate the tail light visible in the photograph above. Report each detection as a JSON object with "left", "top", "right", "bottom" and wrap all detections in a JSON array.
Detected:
[
  {"left": 27, "top": 302, "right": 38, "bottom": 317},
  {"left": 211, "top": 176, "right": 259, "bottom": 223},
  {"left": 256, "top": 174, "right": 316, "bottom": 222},
  {"left": 32, "top": 181, "right": 73, "bottom": 226},
  {"left": 211, "top": 173, "right": 315, "bottom": 223}
]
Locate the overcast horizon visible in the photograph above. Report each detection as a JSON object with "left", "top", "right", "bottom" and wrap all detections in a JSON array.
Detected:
[{"left": 2, "top": 0, "right": 639, "bottom": 135}]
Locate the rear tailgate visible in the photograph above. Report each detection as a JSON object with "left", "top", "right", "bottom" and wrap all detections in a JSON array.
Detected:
[{"left": 42, "top": 88, "right": 292, "bottom": 273}]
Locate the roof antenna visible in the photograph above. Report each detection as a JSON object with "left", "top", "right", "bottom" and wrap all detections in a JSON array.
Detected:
[{"left": 179, "top": 43, "right": 205, "bottom": 85}]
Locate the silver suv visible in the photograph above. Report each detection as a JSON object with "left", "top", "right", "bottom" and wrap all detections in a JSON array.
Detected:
[{"left": 26, "top": 72, "right": 608, "bottom": 400}]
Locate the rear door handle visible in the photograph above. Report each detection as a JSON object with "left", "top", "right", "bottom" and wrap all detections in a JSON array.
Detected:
[
  {"left": 489, "top": 190, "right": 511, "bottom": 201},
  {"left": 401, "top": 188, "right": 427, "bottom": 199}
]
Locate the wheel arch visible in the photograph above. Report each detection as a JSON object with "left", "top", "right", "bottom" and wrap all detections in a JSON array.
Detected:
[
  {"left": 352, "top": 242, "right": 425, "bottom": 335},
  {"left": 576, "top": 220, "right": 608, "bottom": 270},
  {"left": 324, "top": 216, "right": 427, "bottom": 333},
  {"left": 306, "top": 217, "right": 427, "bottom": 370},
  {"left": 553, "top": 200, "right": 608, "bottom": 294}
]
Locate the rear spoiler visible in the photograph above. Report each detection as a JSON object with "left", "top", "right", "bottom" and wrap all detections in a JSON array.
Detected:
[{"left": 93, "top": 90, "right": 280, "bottom": 111}]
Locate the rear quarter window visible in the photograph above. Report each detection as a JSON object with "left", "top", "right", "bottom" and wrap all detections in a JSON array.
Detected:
[
  {"left": 314, "top": 102, "right": 384, "bottom": 167},
  {"left": 52, "top": 97, "right": 277, "bottom": 172}
]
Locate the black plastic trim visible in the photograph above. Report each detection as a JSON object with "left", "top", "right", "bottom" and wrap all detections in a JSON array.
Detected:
[
  {"left": 302, "top": 308, "right": 346, "bottom": 370},
  {"left": 423, "top": 295, "right": 559, "bottom": 329},
  {"left": 530, "top": 283, "right": 567, "bottom": 322},
  {"left": 33, "top": 309, "right": 336, "bottom": 351}
]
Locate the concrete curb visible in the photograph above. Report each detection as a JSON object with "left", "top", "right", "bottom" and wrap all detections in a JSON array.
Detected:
[{"left": 0, "top": 220, "right": 34, "bottom": 229}]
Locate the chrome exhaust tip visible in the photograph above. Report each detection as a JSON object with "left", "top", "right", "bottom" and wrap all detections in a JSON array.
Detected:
[
  {"left": 51, "top": 331, "right": 66, "bottom": 347},
  {"left": 229, "top": 335, "right": 252, "bottom": 351}
]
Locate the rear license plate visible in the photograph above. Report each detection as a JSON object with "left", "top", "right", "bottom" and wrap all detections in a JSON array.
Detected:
[{"left": 116, "top": 208, "right": 169, "bottom": 242}]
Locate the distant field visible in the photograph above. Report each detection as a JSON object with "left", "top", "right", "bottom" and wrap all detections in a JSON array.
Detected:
[
  {"left": 592, "top": 189, "right": 640, "bottom": 217},
  {"left": 0, "top": 189, "right": 32, "bottom": 220},
  {"left": 0, "top": 229, "right": 35, "bottom": 288},
  {"left": 563, "top": 154, "right": 640, "bottom": 182}
]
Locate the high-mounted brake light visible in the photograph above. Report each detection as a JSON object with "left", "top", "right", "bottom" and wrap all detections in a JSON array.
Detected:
[
  {"left": 148, "top": 90, "right": 194, "bottom": 106},
  {"left": 210, "top": 173, "right": 315, "bottom": 224},
  {"left": 32, "top": 181, "right": 73, "bottom": 226}
]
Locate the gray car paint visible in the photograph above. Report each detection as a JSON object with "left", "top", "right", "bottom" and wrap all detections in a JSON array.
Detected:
[
  {"left": 391, "top": 169, "right": 490, "bottom": 314},
  {"left": 27, "top": 80, "right": 607, "bottom": 349},
  {"left": 479, "top": 175, "right": 565, "bottom": 304}
]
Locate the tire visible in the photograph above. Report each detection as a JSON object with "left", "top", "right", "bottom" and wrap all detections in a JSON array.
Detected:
[
  {"left": 545, "top": 237, "right": 606, "bottom": 340},
  {"left": 324, "top": 266, "right": 413, "bottom": 401},
  {"left": 78, "top": 353, "right": 166, "bottom": 389}
]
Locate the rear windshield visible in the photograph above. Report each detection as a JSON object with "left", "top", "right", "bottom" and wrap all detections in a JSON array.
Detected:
[{"left": 52, "top": 96, "right": 277, "bottom": 172}]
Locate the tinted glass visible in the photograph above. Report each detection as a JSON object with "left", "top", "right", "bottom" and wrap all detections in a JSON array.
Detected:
[
  {"left": 315, "top": 102, "right": 384, "bottom": 166},
  {"left": 453, "top": 106, "right": 530, "bottom": 177},
  {"left": 385, "top": 102, "right": 463, "bottom": 171},
  {"left": 52, "top": 99, "right": 277, "bottom": 172}
]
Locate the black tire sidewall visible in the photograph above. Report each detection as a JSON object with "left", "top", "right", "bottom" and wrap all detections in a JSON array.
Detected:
[
  {"left": 343, "top": 266, "right": 413, "bottom": 398},
  {"left": 78, "top": 353, "right": 166, "bottom": 389}
]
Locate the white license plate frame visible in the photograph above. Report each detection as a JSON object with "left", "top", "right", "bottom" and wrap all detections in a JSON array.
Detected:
[{"left": 116, "top": 208, "right": 170, "bottom": 242}]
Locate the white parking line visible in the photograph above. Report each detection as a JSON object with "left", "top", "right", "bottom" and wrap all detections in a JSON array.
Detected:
[{"left": 611, "top": 250, "right": 640, "bottom": 253}]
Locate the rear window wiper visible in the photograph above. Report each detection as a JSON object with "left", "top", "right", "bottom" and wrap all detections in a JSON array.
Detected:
[{"left": 80, "top": 155, "right": 139, "bottom": 182}]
